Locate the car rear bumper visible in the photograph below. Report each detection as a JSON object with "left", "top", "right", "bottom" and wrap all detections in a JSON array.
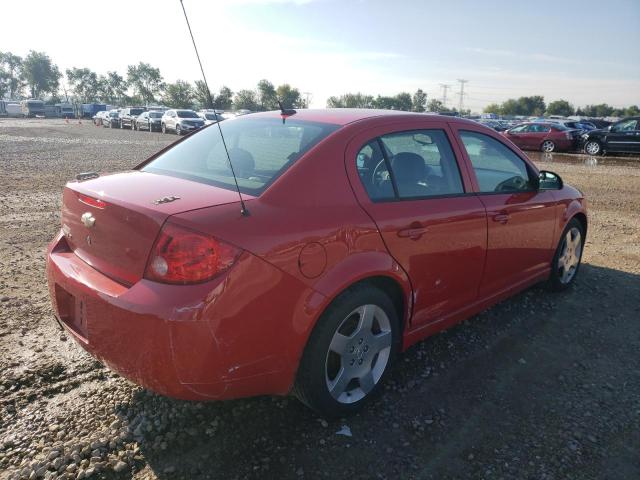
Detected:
[{"left": 46, "top": 230, "right": 312, "bottom": 401}]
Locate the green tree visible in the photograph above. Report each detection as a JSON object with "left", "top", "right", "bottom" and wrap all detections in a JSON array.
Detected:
[
  {"left": 276, "top": 84, "right": 303, "bottom": 109},
  {"left": 233, "top": 89, "right": 258, "bottom": 111},
  {"left": 126, "top": 62, "right": 163, "bottom": 104},
  {"left": 257, "top": 79, "right": 278, "bottom": 111},
  {"left": 100, "top": 71, "right": 126, "bottom": 104},
  {"left": 583, "top": 104, "right": 614, "bottom": 117},
  {"left": 624, "top": 105, "right": 640, "bottom": 117},
  {"left": 193, "top": 80, "right": 213, "bottom": 109},
  {"left": 499, "top": 98, "right": 520, "bottom": 115},
  {"left": 483, "top": 103, "right": 501, "bottom": 114},
  {"left": 162, "top": 80, "right": 194, "bottom": 108},
  {"left": 517, "top": 96, "right": 546, "bottom": 116},
  {"left": 427, "top": 98, "right": 445, "bottom": 112},
  {"left": 213, "top": 86, "right": 233, "bottom": 110},
  {"left": 412, "top": 89, "right": 427, "bottom": 112},
  {"left": 327, "top": 92, "right": 374, "bottom": 108},
  {"left": 0, "top": 52, "right": 25, "bottom": 99},
  {"left": 546, "top": 99, "right": 574, "bottom": 117},
  {"left": 66, "top": 67, "right": 99, "bottom": 103},
  {"left": 22, "top": 51, "right": 60, "bottom": 98}
]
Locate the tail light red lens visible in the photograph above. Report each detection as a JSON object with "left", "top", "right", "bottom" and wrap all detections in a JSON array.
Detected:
[
  {"left": 77, "top": 193, "right": 107, "bottom": 209},
  {"left": 144, "top": 222, "right": 242, "bottom": 284}
]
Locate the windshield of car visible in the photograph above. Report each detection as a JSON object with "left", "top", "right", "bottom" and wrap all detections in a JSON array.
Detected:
[
  {"left": 130, "top": 108, "right": 145, "bottom": 116},
  {"left": 141, "top": 117, "right": 340, "bottom": 195},
  {"left": 176, "top": 110, "right": 199, "bottom": 118},
  {"left": 149, "top": 111, "right": 163, "bottom": 118},
  {"left": 109, "top": 111, "right": 118, "bottom": 117},
  {"left": 204, "top": 113, "right": 219, "bottom": 120}
]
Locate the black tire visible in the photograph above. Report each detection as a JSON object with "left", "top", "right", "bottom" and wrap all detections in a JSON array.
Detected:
[
  {"left": 176, "top": 124, "right": 182, "bottom": 135},
  {"left": 293, "top": 284, "right": 400, "bottom": 417},
  {"left": 161, "top": 123, "right": 166, "bottom": 134},
  {"left": 548, "top": 217, "right": 585, "bottom": 292},
  {"left": 584, "top": 140, "right": 602, "bottom": 156}
]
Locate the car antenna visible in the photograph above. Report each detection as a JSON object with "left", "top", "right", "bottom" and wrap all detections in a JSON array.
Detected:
[
  {"left": 178, "top": 0, "right": 249, "bottom": 216},
  {"left": 277, "top": 100, "right": 296, "bottom": 124}
]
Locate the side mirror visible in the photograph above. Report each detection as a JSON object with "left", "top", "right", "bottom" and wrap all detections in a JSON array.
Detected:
[{"left": 538, "top": 170, "right": 563, "bottom": 190}]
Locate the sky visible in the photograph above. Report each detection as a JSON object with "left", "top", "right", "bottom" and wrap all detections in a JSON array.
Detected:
[{"left": 1, "top": 0, "right": 639, "bottom": 111}]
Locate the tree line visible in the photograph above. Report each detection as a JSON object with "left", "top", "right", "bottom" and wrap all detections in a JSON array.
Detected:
[
  {"left": 0, "top": 50, "right": 306, "bottom": 110},
  {"left": 483, "top": 96, "right": 639, "bottom": 118},
  {"left": 2, "top": 50, "right": 638, "bottom": 116}
]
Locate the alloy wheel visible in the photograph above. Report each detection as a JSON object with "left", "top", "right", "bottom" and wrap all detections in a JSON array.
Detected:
[
  {"left": 585, "top": 141, "right": 601, "bottom": 155},
  {"left": 325, "top": 304, "right": 392, "bottom": 404},
  {"left": 557, "top": 227, "right": 582, "bottom": 284},
  {"left": 542, "top": 140, "right": 555, "bottom": 153}
]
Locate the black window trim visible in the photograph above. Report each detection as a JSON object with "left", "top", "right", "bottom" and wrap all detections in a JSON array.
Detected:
[
  {"left": 458, "top": 128, "right": 539, "bottom": 195},
  {"left": 357, "top": 127, "right": 468, "bottom": 204}
]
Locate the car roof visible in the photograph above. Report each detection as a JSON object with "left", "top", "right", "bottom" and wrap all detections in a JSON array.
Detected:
[{"left": 244, "top": 108, "right": 482, "bottom": 127}]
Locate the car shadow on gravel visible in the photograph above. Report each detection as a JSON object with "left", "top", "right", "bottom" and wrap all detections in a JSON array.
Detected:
[{"left": 122, "top": 264, "right": 640, "bottom": 480}]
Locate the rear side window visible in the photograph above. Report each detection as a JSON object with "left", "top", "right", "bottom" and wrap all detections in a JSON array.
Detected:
[
  {"left": 142, "top": 118, "right": 339, "bottom": 195},
  {"left": 459, "top": 131, "right": 534, "bottom": 193},
  {"left": 357, "top": 129, "right": 464, "bottom": 201}
]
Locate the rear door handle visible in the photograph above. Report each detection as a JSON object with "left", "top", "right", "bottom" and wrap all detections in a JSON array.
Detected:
[
  {"left": 398, "top": 227, "right": 428, "bottom": 239},
  {"left": 493, "top": 213, "right": 510, "bottom": 224}
]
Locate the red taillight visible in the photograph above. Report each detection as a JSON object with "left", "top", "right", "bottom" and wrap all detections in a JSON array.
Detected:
[
  {"left": 144, "top": 222, "right": 241, "bottom": 284},
  {"left": 78, "top": 193, "right": 107, "bottom": 209}
]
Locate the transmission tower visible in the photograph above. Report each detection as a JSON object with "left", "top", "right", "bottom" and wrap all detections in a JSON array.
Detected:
[
  {"left": 439, "top": 84, "right": 450, "bottom": 108},
  {"left": 457, "top": 79, "right": 468, "bottom": 113}
]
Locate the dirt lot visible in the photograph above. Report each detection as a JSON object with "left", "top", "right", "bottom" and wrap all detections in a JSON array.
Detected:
[{"left": 0, "top": 119, "right": 639, "bottom": 480}]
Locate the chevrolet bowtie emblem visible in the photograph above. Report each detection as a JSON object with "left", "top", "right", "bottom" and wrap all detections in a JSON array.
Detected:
[{"left": 81, "top": 212, "right": 96, "bottom": 228}]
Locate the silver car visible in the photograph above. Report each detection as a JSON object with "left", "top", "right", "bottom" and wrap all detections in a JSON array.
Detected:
[{"left": 161, "top": 109, "right": 205, "bottom": 135}]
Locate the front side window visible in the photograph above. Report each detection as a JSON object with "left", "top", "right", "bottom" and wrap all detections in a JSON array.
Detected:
[
  {"left": 613, "top": 119, "right": 638, "bottom": 132},
  {"left": 142, "top": 117, "right": 339, "bottom": 195},
  {"left": 509, "top": 125, "right": 528, "bottom": 133},
  {"left": 356, "top": 129, "right": 464, "bottom": 201},
  {"left": 459, "top": 131, "right": 534, "bottom": 193}
]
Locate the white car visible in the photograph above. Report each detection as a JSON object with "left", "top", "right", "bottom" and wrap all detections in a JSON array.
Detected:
[
  {"left": 161, "top": 109, "right": 205, "bottom": 135},
  {"left": 197, "top": 110, "right": 223, "bottom": 126}
]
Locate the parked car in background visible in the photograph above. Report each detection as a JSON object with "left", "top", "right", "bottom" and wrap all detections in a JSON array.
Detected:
[
  {"left": 93, "top": 111, "right": 108, "bottom": 126},
  {"left": 476, "top": 119, "right": 509, "bottom": 132},
  {"left": 533, "top": 119, "right": 596, "bottom": 132},
  {"left": 134, "top": 111, "right": 163, "bottom": 132},
  {"left": 581, "top": 116, "right": 640, "bottom": 155},
  {"left": 197, "top": 110, "right": 223, "bottom": 126},
  {"left": 119, "top": 107, "right": 146, "bottom": 129},
  {"left": 21, "top": 99, "right": 45, "bottom": 117},
  {"left": 103, "top": 110, "right": 120, "bottom": 128},
  {"left": 502, "top": 122, "right": 577, "bottom": 152},
  {"left": 161, "top": 109, "right": 205, "bottom": 135},
  {"left": 46, "top": 109, "right": 587, "bottom": 417}
]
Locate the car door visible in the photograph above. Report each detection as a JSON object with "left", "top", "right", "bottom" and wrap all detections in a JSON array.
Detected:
[
  {"left": 606, "top": 118, "right": 640, "bottom": 152},
  {"left": 345, "top": 121, "right": 487, "bottom": 326},
  {"left": 504, "top": 124, "right": 528, "bottom": 149},
  {"left": 451, "top": 125, "right": 558, "bottom": 297}
]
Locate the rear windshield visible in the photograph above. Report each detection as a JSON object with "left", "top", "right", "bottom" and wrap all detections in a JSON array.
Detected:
[
  {"left": 141, "top": 117, "right": 339, "bottom": 195},
  {"left": 130, "top": 108, "right": 145, "bottom": 115},
  {"left": 149, "top": 111, "right": 163, "bottom": 118},
  {"left": 176, "top": 110, "right": 198, "bottom": 118}
]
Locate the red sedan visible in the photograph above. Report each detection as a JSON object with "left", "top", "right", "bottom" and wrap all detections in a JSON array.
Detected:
[
  {"left": 47, "top": 110, "right": 587, "bottom": 416},
  {"left": 502, "top": 122, "right": 576, "bottom": 152}
]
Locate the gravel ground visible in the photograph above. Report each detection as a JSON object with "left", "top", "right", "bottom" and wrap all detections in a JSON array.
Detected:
[{"left": 0, "top": 118, "right": 639, "bottom": 480}]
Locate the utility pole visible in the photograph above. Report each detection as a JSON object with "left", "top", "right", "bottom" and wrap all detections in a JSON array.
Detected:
[
  {"left": 303, "top": 92, "right": 312, "bottom": 109},
  {"left": 457, "top": 79, "right": 468, "bottom": 113},
  {"left": 439, "top": 83, "right": 450, "bottom": 108}
]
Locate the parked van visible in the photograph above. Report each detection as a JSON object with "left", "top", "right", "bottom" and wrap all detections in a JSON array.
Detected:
[{"left": 21, "top": 99, "right": 45, "bottom": 117}]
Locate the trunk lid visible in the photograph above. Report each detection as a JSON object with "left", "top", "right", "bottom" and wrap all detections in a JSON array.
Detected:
[{"left": 61, "top": 171, "right": 250, "bottom": 285}]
